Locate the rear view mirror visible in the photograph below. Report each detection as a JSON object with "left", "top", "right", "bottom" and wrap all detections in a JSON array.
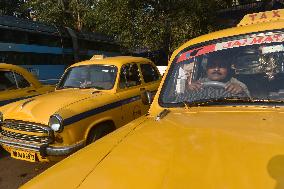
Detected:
[{"left": 141, "top": 90, "right": 152, "bottom": 105}]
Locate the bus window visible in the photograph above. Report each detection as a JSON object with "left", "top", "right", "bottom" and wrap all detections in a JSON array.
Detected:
[
  {"left": 27, "top": 32, "right": 61, "bottom": 47},
  {"left": 0, "top": 28, "right": 28, "bottom": 44}
]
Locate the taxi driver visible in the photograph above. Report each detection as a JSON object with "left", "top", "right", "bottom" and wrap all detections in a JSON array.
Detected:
[{"left": 186, "top": 52, "right": 250, "bottom": 100}]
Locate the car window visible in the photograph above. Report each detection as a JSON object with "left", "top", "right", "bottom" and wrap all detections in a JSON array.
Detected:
[
  {"left": 58, "top": 65, "right": 117, "bottom": 90},
  {"left": 119, "top": 63, "right": 141, "bottom": 88},
  {"left": 14, "top": 72, "right": 30, "bottom": 88},
  {"left": 140, "top": 63, "right": 160, "bottom": 83},
  {"left": 160, "top": 30, "right": 284, "bottom": 107},
  {"left": 0, "top": 70, "right": 18, "bottom": 91}
]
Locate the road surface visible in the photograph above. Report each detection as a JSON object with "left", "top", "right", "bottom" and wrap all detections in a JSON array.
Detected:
[{"left": 0, "top": 147, "right": 55, "bottom": 189}]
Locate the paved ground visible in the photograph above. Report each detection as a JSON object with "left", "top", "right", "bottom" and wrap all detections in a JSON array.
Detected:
[{"left": 0, "top": 147, "right": 55, "bottom": 189}]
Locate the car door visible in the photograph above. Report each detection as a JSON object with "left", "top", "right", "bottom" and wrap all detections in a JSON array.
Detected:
[
  {"left": 0, "top": 69, "right": 38, "bottom": 106},
  {"left": 117, "top": 63, "right": 146, "bottom": 125}
]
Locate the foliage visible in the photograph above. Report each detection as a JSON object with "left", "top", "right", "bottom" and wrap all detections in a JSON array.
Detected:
[
  {"left": 93, "top": 0, "right": 224, "bottom": 55},
  {"left": 23, "top": 0, "right": 95, "bottom": 30},
  {"left": 19, "top": 0, "right": 229, "bottom": 58},
  {"left": 0, "top": 0, "right": 27, "bottom": 17}
]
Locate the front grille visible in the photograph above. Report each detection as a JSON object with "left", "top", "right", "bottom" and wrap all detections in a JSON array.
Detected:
[
  {"left": 1, "top": 120, "right": 54, "bottom": 144},
  {"left": 1, "top": 130, "right": 51, "bottom": 143}
]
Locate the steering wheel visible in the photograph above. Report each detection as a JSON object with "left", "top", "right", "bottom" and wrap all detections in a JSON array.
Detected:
[
  {"left": 201, "top": 81, "right": 227, "bottom": 88},
  {"left": 181, "top": 80, "right": 249, "bottom": 102},
  {"left": 200, "top": 81, "right": 249, "bottom": 98}
]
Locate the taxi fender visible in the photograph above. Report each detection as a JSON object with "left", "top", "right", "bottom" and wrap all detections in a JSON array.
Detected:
[{"left": 84, "top": 117, "right": 116, "bottom": 140}]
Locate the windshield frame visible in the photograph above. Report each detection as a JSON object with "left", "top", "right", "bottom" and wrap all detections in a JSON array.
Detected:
[
  {"left": 56, "top": 64, "right": 118, "bottom": 90},
  {"left": 159, "top": 28, "right": 284, "bottom": 108}
]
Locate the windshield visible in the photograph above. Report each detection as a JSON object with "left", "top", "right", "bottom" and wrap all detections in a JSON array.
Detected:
[
  {"left": 58, "top": 65, "right": 117, "bottom": 90},
  {"left": 160, "top": 30, "right": 284, "bottom": 107}
]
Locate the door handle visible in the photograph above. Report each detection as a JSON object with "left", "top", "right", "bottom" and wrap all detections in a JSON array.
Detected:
[{"left": 140, "top": 88, "right": 146, "bottom": 91}]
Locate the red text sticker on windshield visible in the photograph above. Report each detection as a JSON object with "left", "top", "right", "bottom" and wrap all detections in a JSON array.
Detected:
[
  {"left": 216, "top": 34, "right": 284, "bottom": 50},
  {"left": 176, "top": 33, "right": 284, "bottom": 64},
  {"left": 176, "top": 44, "right": 216, "bottom": 63}
]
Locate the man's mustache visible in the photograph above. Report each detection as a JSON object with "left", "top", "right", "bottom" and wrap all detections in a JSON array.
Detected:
[{"left": 211, "top": 71, "right": 222, "bottom": 75}]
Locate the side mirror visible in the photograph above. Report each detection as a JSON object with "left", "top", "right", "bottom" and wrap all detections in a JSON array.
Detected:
[{"left": 141, "top": 90, "right": 153, "bottom": 105}]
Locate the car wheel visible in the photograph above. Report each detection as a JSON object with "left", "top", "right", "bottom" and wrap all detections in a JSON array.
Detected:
[{"left": 86, "top": 123, "right": 115, "bottom": 145}]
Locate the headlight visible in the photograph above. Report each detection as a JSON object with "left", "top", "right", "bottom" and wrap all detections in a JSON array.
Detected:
[{"left": 49, "top": 114, "right": 63, "bottom": 132}]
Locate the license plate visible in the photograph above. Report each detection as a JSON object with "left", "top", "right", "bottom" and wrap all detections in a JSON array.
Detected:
[{"left": 11, "top": 149, "right": 36, "bottom": 162}]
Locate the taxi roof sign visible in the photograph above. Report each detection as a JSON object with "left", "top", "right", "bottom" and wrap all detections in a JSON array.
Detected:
[
  {"left": 90, "top": 54, "right": 105, "bottom": 60},
  {"left": 238, "top": 9, "right": 284, "bottom": 27}
]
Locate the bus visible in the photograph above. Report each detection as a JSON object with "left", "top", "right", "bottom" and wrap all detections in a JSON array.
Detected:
[{"left": 0, "top": 16, "right": 124, "bottom": 84}]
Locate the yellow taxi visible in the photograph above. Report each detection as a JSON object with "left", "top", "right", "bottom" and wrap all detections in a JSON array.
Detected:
[
  {"left": 0, "top": 56, "right": 161, "bottom": 162},
  {"left": 0, "top": 63, "right": 54, "bottom": 106},
  {"left": 20, "top": 9, "right": 284, "bottom": 189}
]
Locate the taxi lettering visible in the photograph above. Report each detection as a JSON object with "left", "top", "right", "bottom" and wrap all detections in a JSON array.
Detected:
[
  {"left": 220, "top": 34, "right": 284, "bottom": 49},
  {"left": 248, "top": 10, "right": 280, "bottom": 22}
]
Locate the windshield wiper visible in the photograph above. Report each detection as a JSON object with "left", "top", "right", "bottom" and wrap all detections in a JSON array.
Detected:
[
  {"left": 58, "top": 85, "right": 80, "bottom": 89},
  {"left": 79, "top": 85, "right": 105, "bottom": 90},
  {"left": 182, "top": 97, "right": 284, "bottom": 107}
]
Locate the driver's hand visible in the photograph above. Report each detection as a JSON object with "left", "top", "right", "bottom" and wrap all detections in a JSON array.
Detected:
[
  {"left": 225, "top": 83, "right": 243, "bottom": 94},
  {"left": 187, "top": 81, "right": 202, "bottom": 91}
]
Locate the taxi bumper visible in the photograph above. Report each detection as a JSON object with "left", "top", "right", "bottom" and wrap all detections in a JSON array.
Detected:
[{"left": 0, "top": 136, "right": 85, "bottom": 156}]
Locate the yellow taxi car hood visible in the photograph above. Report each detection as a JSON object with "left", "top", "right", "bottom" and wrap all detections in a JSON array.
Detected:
[
  {"left": 1, "top": 89, "right": 103, "bottom": 125},
  {"left": 22, "top": 107, "right": 284, "bottom": 189}
]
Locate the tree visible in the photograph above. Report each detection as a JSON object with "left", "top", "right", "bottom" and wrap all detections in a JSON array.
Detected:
[
  {"left": 21, "top": 0, "right": 228, "bottom": 60},
  {"left": 93, "top": 0, "right": 224, "bottom": 59},
  {"left": 23, "top": 0, "right": 95, "bottom": 31},
  {"left": 0, "top": 0, "right": 27, "bottom": 17}
]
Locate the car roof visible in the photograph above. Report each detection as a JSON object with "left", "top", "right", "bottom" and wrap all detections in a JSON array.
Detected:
[
  {"left": 70, "top": 56, "right": 153, "bottom": 68},
  {"left": 0, "top": 63, "right": 30, "bottom": 72}
]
